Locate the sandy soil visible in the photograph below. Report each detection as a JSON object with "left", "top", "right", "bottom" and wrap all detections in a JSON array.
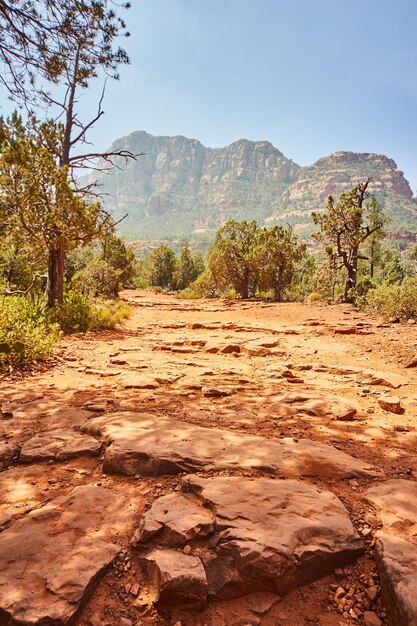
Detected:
[{"left": 2, "top": 289, "right": 417, "bottom": 626}]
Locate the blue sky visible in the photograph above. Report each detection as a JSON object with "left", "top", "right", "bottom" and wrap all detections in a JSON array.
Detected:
[{"left": 2, "top": 0, "right": 416, "bottom": 190}]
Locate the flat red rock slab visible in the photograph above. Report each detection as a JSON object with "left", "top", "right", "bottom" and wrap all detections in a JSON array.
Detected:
[
  {"left": 82, "top": 411, "right": 381, "bottom": 480},
  {"left": 19, "top": 428, "right": 101, "bottom": 463},
  {"left": 0, "top": 485, "right": 137, "bottom": 625},
  {"left": 365, "top": 479, "right": 417, "bottom": 626}
]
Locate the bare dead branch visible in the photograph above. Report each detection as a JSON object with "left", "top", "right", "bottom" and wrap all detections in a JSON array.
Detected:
[{"left": 4, "top": 273, "right": 46, "bottom": 295}]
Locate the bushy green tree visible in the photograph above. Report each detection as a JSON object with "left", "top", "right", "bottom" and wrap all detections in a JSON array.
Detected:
[
  {"left": 312, "top": 179, "right": 386, "bottom": 302},
  {"left": 248, "top": 226, "right": 306, "bottom": 301},
  {"left": 208, "top": 220, "right": 258, "bottom": 298},
  {"left": 73, "top": 259, "right": 122, "bottom": 298},
  {"left": 0, "top": 114, "right": 103, "bottom": 306},
  {"left": 101, "top": 234, "right": 136, "bottom": 287},
  {"left": 173, "top": 242, "right": 200, "bottom": 290},
  {"left": 144, "top": 245, "right": 177, "bottom": 289}
]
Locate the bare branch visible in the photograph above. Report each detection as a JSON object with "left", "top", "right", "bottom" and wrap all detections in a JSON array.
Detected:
[{"left": 5, "top": 273, "right": 46, "bottom": 295}]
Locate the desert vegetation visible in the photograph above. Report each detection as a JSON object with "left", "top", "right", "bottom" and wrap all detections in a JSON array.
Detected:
[{"left": 0, "top": 1, "right": 416, "bottom": 374}]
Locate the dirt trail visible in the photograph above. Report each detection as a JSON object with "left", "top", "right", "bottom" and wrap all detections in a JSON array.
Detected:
[{"left": 1, "top": 290, "right": 417, "bottom": 626}]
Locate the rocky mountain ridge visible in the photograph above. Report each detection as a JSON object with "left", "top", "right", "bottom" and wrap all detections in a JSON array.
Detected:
[{"left": 91, "top": 131, "right": 417, "bottom": 245}]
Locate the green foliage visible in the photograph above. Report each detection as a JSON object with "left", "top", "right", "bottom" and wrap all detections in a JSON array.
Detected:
[
  {"left": 73, "top": 259, "right": 122, "bottom": 298},
  {"left": 142, "top": 245, "right": 177, "bottom": 289},
  {"left": 173, "top": 243, "right": 202, "bottom": 290},
  {"left": 0, "top": 113, "right": 105, "bottom": 306},
  {"left": 402, "top": 243, "right": 417, "bottom": 276},
  {"left": 179, "top": 269, "right": 219, "bottom": 299},
  {"left": 0, "top": 296, "right": 60, "bottom": 369},
  {"left": 208, "top": 220, "right": 258, "bottom": 298},
  {"left": 205, "top": 220, "right": 308, "bottom": 301},
  {"left": 65, "top": 244, "right": 96, "bottom": 281},
  {"left": 288, "top": 252, "right": 318, "bottom": 301},
  {"left": 102, "top": 235, "right": 136, "bottom": 287},
  {"left": 248, "top": 225, "right": 306, "bottom": 301},
  {"left": 66, "top": 235, "right": 136, "bottom": 298},
  {"left": 0, "top": 1, "right": 129, "bottom": 102},
  {"left": 48, "top": 291, "right": 130, "bottom": 334},
  {"left": 87, "top": 300, "right": 131, "bottom": 331},
  {"left": 364, "top": 278, "right": 417, "bottom": 321},
  {"left": 312, "top": 180, "right": 386, "bottom": 302}
]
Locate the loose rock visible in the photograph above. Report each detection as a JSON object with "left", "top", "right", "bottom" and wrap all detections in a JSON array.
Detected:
[
  {"left": 135, "top": 475, "right": 364, "bottom": 603},
  {"left": 377, "top": 395, "right": 402, "bottom": 414},
  {"left": 139, "top": 548, "right": 207, "bottom": 609}
]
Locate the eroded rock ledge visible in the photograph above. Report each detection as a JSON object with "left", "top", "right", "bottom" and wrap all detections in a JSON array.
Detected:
[
  {"left": 133, "top": 475, "right": 365, "bottom": 609},
  {"left": 81, "top": 411, "right": 381, "bottom": 480}
]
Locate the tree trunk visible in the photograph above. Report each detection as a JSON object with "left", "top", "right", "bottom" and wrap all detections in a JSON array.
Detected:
[
  {"left": 343, "top": 246, "right": 358, "bottom": 303},
  {"left": 238, "top": 268, "right": 250, "bottom": 299},
  {"left": 239, "top": 283, "right": 249, "bottom": 299},
  {"left": 274, "top": 268, "right": 284, "bottom": 302},
  {"left": 370, "top": 239, "right": 375, "bottom": 279},
  {"left": 47, "top": 245, "right": 65, "bottom": 308}
]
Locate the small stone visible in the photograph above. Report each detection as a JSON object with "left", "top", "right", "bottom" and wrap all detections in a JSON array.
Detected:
[
  {"left": 130, "top": 583, "right": 139, "bottom": 596},
  {"left": 363, "top": 611, "right": 382, "bottom": 626},
  {"left": 120, "top": 618, "right": 133, "bottom": 626},
  {"left": 334, "top": 586, "right": 346, "bottom": 600},
  {"left": 378, "top": 395, "right": 402, "bottom": 414},
  {"left": 48, "top": 478, "right": 58, "bottom": 484},
  {"left": 85, "top": 404, "right": 107, "bottom": 412},
  {"left": 183, "top": 544, "right": 192, "bottom": 555},
  {"left": 366, "top": 586, "right": 378, "bottom": 602},
  {"left": 364, "top": 513, "right": 378, "bottom": 526}
]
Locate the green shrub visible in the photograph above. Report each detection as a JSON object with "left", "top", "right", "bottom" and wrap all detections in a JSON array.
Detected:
[
  {"left": 48, "top": 291, "right": 130, "bottom": 334},
  {"left": 73, "top": 259, "right": 122, "bottom": 298},
  {"left": 181, "top": 270, "right": 219, "bottom": 298},
  {"left": 88, "top": 299, "right": 131, "bottom": 330},
  {"left": 364, "top": 278, "right": 417, "bottom": 321},
  {"left": 48, "top": 291, "right": 93, "bottom": 333},
  {"left": 0, "top": 296, "right": 60, "bottom": 369},
  {"left": 306, "top": 292, "right": 322, "bottom": 302}
]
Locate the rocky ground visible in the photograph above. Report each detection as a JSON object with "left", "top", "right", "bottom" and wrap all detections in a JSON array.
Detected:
[{"left": 1, "top": 290, "right": 417, "bottom": 626}]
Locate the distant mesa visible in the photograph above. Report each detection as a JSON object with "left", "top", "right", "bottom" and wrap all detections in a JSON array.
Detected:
[{"left": 86, "top": 131, "right": 417, "bottom": 245}]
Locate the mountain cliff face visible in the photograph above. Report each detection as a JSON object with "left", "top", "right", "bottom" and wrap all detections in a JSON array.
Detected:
[{"left": 92, "top": 131, "right": 416, "bottom": 244}]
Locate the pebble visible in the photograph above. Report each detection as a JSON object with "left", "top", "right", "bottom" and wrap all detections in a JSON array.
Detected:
[
  {"left": 120, "top": 618, "right": 133, "bottom": 626},
  {"left": 363, "top": 611, "right": 382, "bottom": 626},
  {"left": 130, "top": 583, "right": 139, "bottom": 596},
  {"left": 86, "top": 404, "right": 107, "bottom": 412},
  {"left": 183, "top": 544, "right": 192, "bottom": 555},
  {"left": 366, "top": 586, "right": 379, "bottom": 602}
]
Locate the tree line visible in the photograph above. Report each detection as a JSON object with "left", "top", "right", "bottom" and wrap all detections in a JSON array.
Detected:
[{"left": 0, "top": 0, "right": 415, "bottom": 314}]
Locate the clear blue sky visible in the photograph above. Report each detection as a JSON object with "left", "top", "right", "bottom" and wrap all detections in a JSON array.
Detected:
[{"left": 2, "top": 0, "right": 417, "bottom": 191}]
